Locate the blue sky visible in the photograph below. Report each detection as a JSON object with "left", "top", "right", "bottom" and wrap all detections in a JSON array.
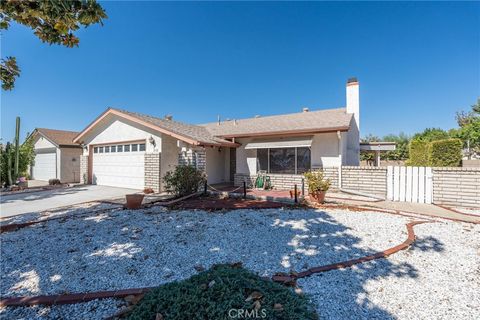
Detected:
[{"left": 1, "top": 1, "right": 479, "bottom": 142}]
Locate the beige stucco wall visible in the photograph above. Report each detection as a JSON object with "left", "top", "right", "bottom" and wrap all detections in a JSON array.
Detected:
[
  {"left": 81, "top": 115, "right": 162, "bottom": 155},
  {"left": 206, "top": 146, "right": 228, "bottom": 184},
  {"left": 235, "top": 138, "right": 257, "bottom": 175},
  {"left": 160, "top": 134, "right": 180, "bottom": 189},
  {"left": 34, "top": 136, "right": 56, "bottom": 149},
  {"left": 235, "top": 133, "right": 343, "bottom": 175},
  {"left": 311, "top": 132, "right": 342, "bottom": 168},
  {"left": 60, "top": 147, "right": 82, "bottom": 183}
]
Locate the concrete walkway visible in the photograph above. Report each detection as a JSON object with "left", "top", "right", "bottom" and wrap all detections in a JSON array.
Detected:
[
  {"left": 327, "top": 197, "right": 480, "bottom": 224},
  {"left": 0, "top": 185, "right": 140, "bottom": 218}
]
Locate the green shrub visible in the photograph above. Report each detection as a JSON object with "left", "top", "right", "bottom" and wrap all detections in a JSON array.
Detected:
[
  {"left": 127, "top": 264, "right": 318, "bottom": 320},
  {"left": 407, "top": 138, "right": 462, "bottom": 167},
  {"left": 406, "top": 139, "right": 430, "bottom": 166},
  {"left": 428, "top": 138, "right": 462, "bottom": 167},
  {"left": 162, "top": 165, "right": 206, "bottom": 196},
  {"left": 304, "top": 170, "right": 331, "bottom": 193}
]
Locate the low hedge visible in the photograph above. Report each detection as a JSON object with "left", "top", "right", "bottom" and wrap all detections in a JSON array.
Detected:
[
  {"left": 428, "top": 138, "right": 462, "bottom": 167},
  {"left": 406, "top": 139, "right": 430, "bottom": 166},
  {"left": 407, "top": 138, "right": 462, "bottom": 167},
  {"left": 127, "top": 264, "right": 318, "bottom": 320}
]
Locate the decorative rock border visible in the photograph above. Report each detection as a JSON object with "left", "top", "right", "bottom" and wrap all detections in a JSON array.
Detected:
[
  {"left": 0, "top": 218, "right": 429, "bottom": 307},
  {"left": 0, "top": 287, "right": 155, "bottom": 307},
  {"left": 272, "top": 220, "right": 428, "bottom": 284}
]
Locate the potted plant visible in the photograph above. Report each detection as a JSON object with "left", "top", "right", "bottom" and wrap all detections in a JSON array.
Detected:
[
  {"left": 125, "top": 194, "right": 145, "bottom": 209},
  {"left": 304, "top": 170, "right": 331, "bottom": 203}
]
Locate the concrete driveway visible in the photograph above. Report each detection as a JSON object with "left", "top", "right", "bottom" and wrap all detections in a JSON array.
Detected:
[{"left": 0, "top": 185, "right": 140, "bottom": 218}]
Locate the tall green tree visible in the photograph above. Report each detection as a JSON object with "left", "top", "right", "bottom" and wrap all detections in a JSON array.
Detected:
[
  {"left": 0, "top": 0, "right": 107, "bottom": 90},
  {"left": 412, "top": 128, "right": 450, "bottom": 142},
  {"left": 451, "top": 98, "right": 480, "bottom": 156}
]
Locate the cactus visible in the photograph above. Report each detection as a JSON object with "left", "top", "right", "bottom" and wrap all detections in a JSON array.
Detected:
[
  {"left": 6, "top": 142, "right": 13, "bottom": 186},
  {"left": 14, "top": 116, "right": 20, "bottom": 179}
]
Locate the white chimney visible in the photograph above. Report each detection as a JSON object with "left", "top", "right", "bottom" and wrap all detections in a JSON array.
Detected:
[{"left": 346, "top": 77, "right": 360, "bottom": 131}]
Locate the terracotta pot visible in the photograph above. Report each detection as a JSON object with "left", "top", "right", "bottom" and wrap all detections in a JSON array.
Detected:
[
  {"left": 125, "top": 194, "right": 145, "bottom": 209},
  {"left": 310, "top": 191, "right": 327, "bottom": 204}
]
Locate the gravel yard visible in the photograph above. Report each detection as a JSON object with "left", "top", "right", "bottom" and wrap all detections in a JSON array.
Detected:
[
  {"left": 1, "top": 205, "right": 478, "bottom": 319},
  {"left": 299, "top": 220, "right": 480, "bottom": 319}
]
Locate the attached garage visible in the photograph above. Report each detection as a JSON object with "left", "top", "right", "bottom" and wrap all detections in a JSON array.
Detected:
[
  {"left": 73, "top": 108, "right": 238, "bottom": 192},
  {"left": 91, "top": 142, "right": 146, "bottom": 189},
  {"left": 32, "top": 151, "right": 57, "bottom": 181},
  {"left": 30, "top": 128, "right": 83, "bottom": 183}
]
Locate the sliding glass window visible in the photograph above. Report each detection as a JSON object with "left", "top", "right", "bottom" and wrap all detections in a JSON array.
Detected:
[{"left": 256, "top": 147, "right": 311, "bottom": 174}]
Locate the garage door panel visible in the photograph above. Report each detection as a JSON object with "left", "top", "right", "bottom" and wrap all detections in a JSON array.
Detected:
[
  {"left": 32, "top": 153, "right": 56, "bottom": 181},
  {"left": 92, "top": 152, "right": 144, "bottom": 190}
]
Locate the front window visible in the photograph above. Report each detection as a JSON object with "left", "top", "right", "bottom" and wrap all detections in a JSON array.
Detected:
[
  {"left": 256, "top": 147, "right": 311, "bottom": 174},
  {"left": 132, "top": 144, "right": 138, "bottom": 152},
  {"left": 296, "top": 147, "right": 311, "bottom": 174}
]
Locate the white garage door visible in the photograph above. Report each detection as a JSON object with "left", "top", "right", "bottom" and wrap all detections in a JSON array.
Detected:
[
  {"left": 32, "top": 152, "right": 57, "bottom": 181},
  {"left": 92, "top": 143, "right": 145, "bottom": 190}
]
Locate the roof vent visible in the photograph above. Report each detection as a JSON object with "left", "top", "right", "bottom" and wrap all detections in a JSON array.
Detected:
[
  {"left": 164, "top": 114, "right": 173, "bottom": 120},
  {"left": 302, "top": 107, "right": 309, "bottom": 113},
  {"left": 255, "top": 115, "right": 261, "bottom": 118}
]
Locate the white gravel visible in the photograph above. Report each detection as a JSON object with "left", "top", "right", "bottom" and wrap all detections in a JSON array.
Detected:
[
  {"left": 1, "top": 206, "right": 478, "bottom": 319},
  {"left": 1, "top": 207, "right": 408, "bottom": 298},
  {"left": 298, "top": 220, "right": 480, "bottom": 319}
]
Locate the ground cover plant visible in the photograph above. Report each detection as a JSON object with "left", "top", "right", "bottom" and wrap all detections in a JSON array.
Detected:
[{"left": 127, "top": 264, "right": 318, "bottom": 320}]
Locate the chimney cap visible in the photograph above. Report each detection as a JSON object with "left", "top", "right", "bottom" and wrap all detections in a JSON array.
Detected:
[
  {"left": 302, "top": 107, "right": 309, "bottom": 112},
  {"left": 347, "top": 77, "right": 358, "bottom": 84}
]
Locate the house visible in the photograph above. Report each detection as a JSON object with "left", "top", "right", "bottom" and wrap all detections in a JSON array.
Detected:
[
  {"left": 72, "top": 78, "right": 360, "bottom": 191},
  {"left": 30, "top": 128, "right": 82, "bottom": 183}
]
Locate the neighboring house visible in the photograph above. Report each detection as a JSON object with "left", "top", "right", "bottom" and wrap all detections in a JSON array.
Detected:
[
  {"left": 73, "top": 78, "right": 361, "bottom": 191},
  {"left": 30, "top": 128, "right": 82, "bottom": 183}
]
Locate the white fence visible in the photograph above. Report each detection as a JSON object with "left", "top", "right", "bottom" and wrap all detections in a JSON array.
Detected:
[{"left": 387, "top": 166, "right": 433, "bottom": 204}]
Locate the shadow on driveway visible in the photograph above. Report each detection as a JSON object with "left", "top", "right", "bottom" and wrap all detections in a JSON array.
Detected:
[{"left": 0, "top": 185, "right": 139, "bottom": 218}]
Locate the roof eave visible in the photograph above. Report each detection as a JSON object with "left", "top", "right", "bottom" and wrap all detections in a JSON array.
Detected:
[
  {"left": 33, "top": 129, "right": 60, "bottom": 148},
  {"left": 215, "top": 126, "right": 351, "bottom": 139},
  {"left": 74, "top": 108, "right": 203, "bottom": 146}
]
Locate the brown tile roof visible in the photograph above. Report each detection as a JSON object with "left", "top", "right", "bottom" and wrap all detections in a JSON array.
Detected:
[
  {"left": 201, "top": 108, "right": 352, "bottom": 138},
  {"left": 113, "top": 109, "right": 237, "bottom": 147},
  {"left": 35, "top": 128, "right": 81, "bottom": 147}
]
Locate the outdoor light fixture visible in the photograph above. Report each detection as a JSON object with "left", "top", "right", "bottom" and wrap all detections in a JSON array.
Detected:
[{"left": 149, "top": 135, "right": 156, "bottom": 147}]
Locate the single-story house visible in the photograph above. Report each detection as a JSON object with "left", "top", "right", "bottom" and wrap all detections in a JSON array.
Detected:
[
  {"left": 30, "top": 128, "right": 82, "bottom": 183},
  {"left": 72, "top": 78, "right": 361, "bottom": 191}
]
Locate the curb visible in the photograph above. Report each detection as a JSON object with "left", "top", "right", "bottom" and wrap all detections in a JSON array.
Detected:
[{"left": 0, "top": 219, "right": 428, "bottom": 307}]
